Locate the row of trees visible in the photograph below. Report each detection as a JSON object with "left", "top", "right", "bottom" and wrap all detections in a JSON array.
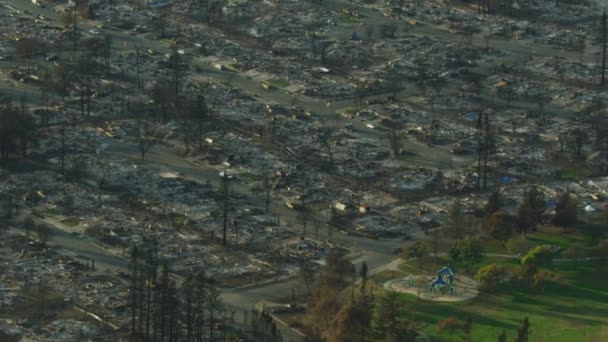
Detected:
[
  {"left": 128, "top": 239, "right": 283, "bottom": 341},
  {"left": 129, "top": 242, "right": 224, "bottom": 341},
  {"left": 483, "top": 186, "right": 577, "bottom": 244},
  {"left": 435, "top": 185, "right": 577, "bottom": 252},
  {"left": 302, "top": 252, "right": 421, "bottom": 341}
]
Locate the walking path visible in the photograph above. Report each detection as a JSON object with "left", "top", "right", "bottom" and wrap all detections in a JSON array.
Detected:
[
  {"left": 377, "top": 250, "right": 607, "bottom": 302},
  {"left": 384, "top": 275, "right": 479, "bottom": 302}
]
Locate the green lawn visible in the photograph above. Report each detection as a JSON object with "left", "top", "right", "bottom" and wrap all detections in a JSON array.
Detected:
[
  {"left": 483, "top": 223, "right": 605, "bottom": 256},
  {"left": 370, "top": 269, "right": 407, "bottom": 284},
  {"left": 383, "top": 222, "right": 608, "bottom": 341},
  {"left": 395, "top": 260, "right": 608, "bottom": 341}
]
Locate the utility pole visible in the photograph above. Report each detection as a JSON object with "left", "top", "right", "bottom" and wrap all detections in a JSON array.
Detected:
[
  {"left": 476, "top": 113, "right": 483, "bottom": 190},
  {"left": 482, "top": 113, "right": 490, "bottom": 190},
  {"left": 80, "top": 55, "right": 85, "bottom": 117},
  {"left": 172, "top": 45, "right": 180, "bottom": 99},
  {"left": 220, "top": 172, "right": 231, "bottom": 246},
  {"left": 72, "top": 4, "right": 79, "bottom": 50},
  {"left": 136, "top": 47, "right": 141, "bottom": 89},
  {"left": 86, "top": 65, "right": 92, "bottom": 117},
  {"left": 602, "top": 10, "right": 607, "bottom": 86},
  {"left": 233, "top": 220, "right": 238, "bottom": 249},
  {"left": 60, "top": 125, "right": 66, "bottom": 175}
]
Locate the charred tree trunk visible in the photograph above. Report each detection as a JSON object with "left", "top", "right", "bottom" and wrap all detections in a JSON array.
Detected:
[
  {"left": 602, "top": 11, "right": 607, "bottom": 86},
  {"left": 186, "top": 296, "right": 192, "bottom": 342},
  {"left": 136, "top": 47, "right": 142, "bottom": 89},
  {"left": 222, "top": 174, "right": 229, "bottom": 246},
  {"left": 138, "top": 261, "right": 145, "bottom": 334},
  {"left": 146, "top": 267, "right": 152, "bottom": 341},
  {"left": 60, "top": 126, "right": 66, "bottom": 175},
  {"left": 131, "top": 249, "right": 138, "bottom": 337},
  {"left": 483, "top": 137, "right": 489, "bottom": 190}
]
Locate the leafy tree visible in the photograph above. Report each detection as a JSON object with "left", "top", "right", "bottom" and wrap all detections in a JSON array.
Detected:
[
  {"left": 517, "top": 186, "right": 545, "bottom": 238},
  {"left": 475, "top": 264, "right": 505, "bottom": 291},
  {"left": 552, "top": 193, "right": 577, "bottom": 228},
  {"left": 483, "top": 211, "right": 514, "bottom": 244},
  {"left": 449, "top": 239, "right": 483, "bottom": 270},
  {"left": 521, "top": 245, "right": 553, "bottom": 279},
  {"left": 374, "top": 291, "right": 404, "bottom": 339}
]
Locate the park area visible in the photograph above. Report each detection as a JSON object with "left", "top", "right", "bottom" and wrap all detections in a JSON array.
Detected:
[
  {"left": 385, "top": 259, "right": 608, "bottom": 341},
  {"left": 349, "top": 216, "right": 608, "bottom": 341}
]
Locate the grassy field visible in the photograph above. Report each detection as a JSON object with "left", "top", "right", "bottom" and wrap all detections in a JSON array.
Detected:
[
  {"left": 482, "top": 223, "right": 605, "bottom": 256},
  {"left": 394, "top": 259, "right": 608, "bottom": 341},
  {"left": 388, "top": 220, "right": 608, "bottom": 341},
  {"left": 343, "top": 221, "right": 608, "bottom": 341}
]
